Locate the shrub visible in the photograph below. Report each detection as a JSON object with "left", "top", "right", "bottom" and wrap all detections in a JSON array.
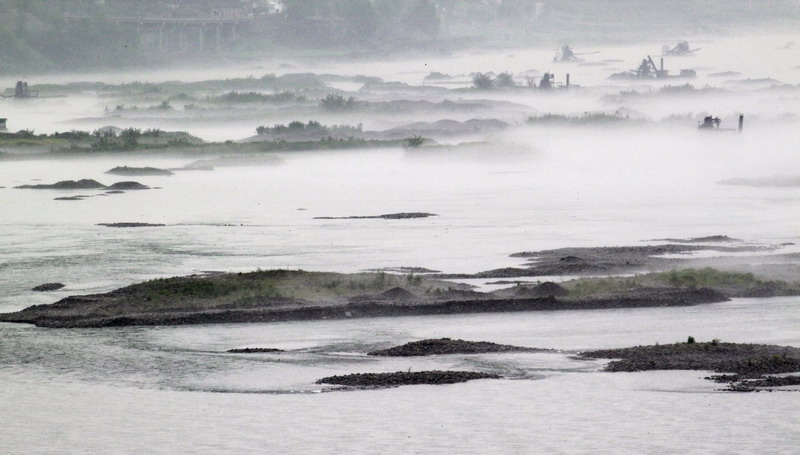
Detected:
[
  {"left": 495, "top": 72, "right": 516, "bottom": 88},
  {"left": 687, "top": 336, "right": 696, "bottom": 344},
  {"left": 472, "top": 73, "right": 493, "bottom": 89},
  {"left": 120, "top": 128, "right": 141, "bottom": 147},
  {"left": 404, "top": 135, "right": 425, "bottom": 148}
]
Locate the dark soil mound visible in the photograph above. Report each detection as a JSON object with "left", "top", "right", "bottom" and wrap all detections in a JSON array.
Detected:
[
  {"left": 583, "top": 341, "right": 800, "bottom": 374},
  {"left": 376, "top": 287, "right": 418, "bottom": 301},
  {"left": 435, "top": 288, "right": 491, "bottom": 300},
  {"left": 583, "top": 341, "right": 800, "bottom": 391},
  {"left": 16, "top": 179, "right": 105, "bottom": 190},
  {"left": 369, "top": 338, "right": 540, "bottom": 356},
  {"left": 316, "top": 370, "right": 500, "bottom": 387},
  {"left": 106, "top": 166, "right": 173, "bottom": 176},
  {"left": 708, "top": 374, "right": 800, "bottom": 392},
  {"left": 106, "top": 181, "right": 150, "bottom": 190},
  {"left": 379, "top": 212, "right": 436, "bottom": 219},
  {"left": 31, "top": 283, "right": 65, "bottom": 292},
  {"left": 227, "top": 347, "right": 284, "bottom": 354}
]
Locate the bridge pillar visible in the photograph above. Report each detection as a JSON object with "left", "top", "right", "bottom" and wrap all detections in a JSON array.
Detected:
[
  {"left": 178, "top": 23, "right": 186, "bottom": 53},
  {"left": 198, "top": 24, "right": 205, "bottom": 52}
]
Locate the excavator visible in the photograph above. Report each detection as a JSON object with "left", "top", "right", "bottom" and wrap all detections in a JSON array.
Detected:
[
  {"left": 662, "top": 41, "right": 700, "bottom": 56},
  {"left": 553, "top": 45, "right": 599, "bottom": 62}
]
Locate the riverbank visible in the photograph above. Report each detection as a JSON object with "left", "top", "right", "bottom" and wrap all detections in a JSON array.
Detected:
[{"left": 2, "top": 240, "right": 797, "bottom": 329}]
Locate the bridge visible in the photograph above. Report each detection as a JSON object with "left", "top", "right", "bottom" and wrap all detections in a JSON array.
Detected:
[{"left": 64, "top": 14, "right": 257, "bottom": 54}]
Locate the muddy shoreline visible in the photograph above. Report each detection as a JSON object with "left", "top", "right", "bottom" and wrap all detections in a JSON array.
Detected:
[
  {"left": 1, "top": 239, "right": 796, "bottom": 329},
  {"left": 0, "top": 288, "right": 726, "bottom": 328}
]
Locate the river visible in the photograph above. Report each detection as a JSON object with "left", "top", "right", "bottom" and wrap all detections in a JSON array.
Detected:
[{"left": 1, "top": 33, "right": 799, "bottom": 453}]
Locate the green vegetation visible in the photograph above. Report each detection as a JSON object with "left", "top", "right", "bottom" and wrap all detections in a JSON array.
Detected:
[
  {"left": 472, "top": 73, "right": 494, "bottom": 90},
  {"left": 562, "top": 267, "right": 797, "bottom": 297},
  {"left": 527, "top": 112, "right": 631, "bottom": 126},
  {"left": 25, "top": 74, "right": 325, "bottom": 100},
  {"left": 403, "top": 136, "right": 426, "bottom": 148},
  {"left": 255, "top": 120, "right": 362, "bottom": 137},
  {"left": 320, "top": 94, "right": 357, "bottom": 111},
  {"left": 208, "top": 91, "right": 306, "bottom": 104},
  {"left": 662, "top": 268, "right": 761, "bottom": 289},
  {"left": 252, "top": 138, "right": 402, "bottom": 152},
  {"left": 424, "top": 72, "right": 451, "bottom": 81},
  {"left": 495, "top": 72, "right": 516, "bottom": 88},
  {"left": 1, "top": 126, "right": 408, "bottom": 156},
  {"left": 470, "top": 72, "right": 516, "bottom": 89},
  {"left": 687, "top": 336, "right": 696, "bottom": 344},
  {"left": 113, "top": 269, "right": 456, "bottom": 312}
]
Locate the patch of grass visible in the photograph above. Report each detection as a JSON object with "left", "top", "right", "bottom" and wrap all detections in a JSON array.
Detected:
[
  {"left": 114, "top": 270, "right": 463, "bottom": 313},
  {"left": 560, "top": 267, "right": 797, "bottom": 297},
  {"left": 661, "top": 268, "right": 761, "bottom": 289}
]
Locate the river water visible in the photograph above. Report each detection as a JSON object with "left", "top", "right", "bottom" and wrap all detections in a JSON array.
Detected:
[{"left": 1, "top": 34, "right": 799, "bottom": 453}]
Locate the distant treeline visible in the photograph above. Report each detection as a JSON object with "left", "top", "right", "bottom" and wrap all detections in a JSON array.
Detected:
[{"left": 0, "top": 0, "right": 798, "bottom": 73}]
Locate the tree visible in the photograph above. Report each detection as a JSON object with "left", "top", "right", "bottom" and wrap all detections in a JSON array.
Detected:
[
  {"left": 404, "top": 135, "right": 426, "bottom": 148},
  {"left": 472, "top": 73, "right": 493, "bottom": 89},
  {"left": 320, "top": 94, "right": 356, "bottom": 111},
  {"left": 495, "top": 72, "right": 516, "bottom": 88}
]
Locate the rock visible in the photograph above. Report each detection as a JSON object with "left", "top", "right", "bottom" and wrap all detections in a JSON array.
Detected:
[
  {"left": 97, "top": 223, "right": 165, "bottom": 228},
  {"left": 368, "top": 338, "right": 542, "bottom": 356},
  {"left": 105, "top": 166, "right": 173, "bottom": 176},
  {"left": 54, "top": 196, "right": 87, "bottom": 201},
  {"left": 515, "top": 282, "right": 568, "bottom": 298},
  {"left": 15, "top": 179, "right": 105, "bottom": 190},
  {"left": 375, "top": 287, "right": 418, "bottom": 301},
  {"left": 314, "top": 212, "right": 437, "bottom": 220},
  {"left": 227, "top": 347, "right": 284, "bottom": 354},
  {"left": 32, "top": 283, "right": 65, "bottom": 292},
  {"left": 106, "top": 181, "right": 149, "bottom": 190},
  {"left": 316, "top": 370, "right": 501, "bottom": 387}
]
